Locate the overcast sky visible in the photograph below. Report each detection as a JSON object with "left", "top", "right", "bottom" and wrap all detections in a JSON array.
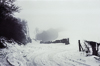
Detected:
[{"left": 15, "top": 0, "right": 100, "bottom": 42}]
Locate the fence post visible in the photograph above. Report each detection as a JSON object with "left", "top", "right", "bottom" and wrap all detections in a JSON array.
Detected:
[
  {"left": 78, "top": 40, "right": 81, "bottom": 51},
  {"left": 67, "top": 38, "right": 69, "bottom": 44},
  {"left": 78, "top": 40, "right": 84, "bottom": 52}
]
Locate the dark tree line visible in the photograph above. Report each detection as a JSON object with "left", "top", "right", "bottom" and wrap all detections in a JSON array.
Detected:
[{"left": 0, "top": 0, "right": 31, "bottom": 48}]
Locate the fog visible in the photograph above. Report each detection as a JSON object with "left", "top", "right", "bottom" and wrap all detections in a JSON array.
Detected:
[{"left": 15, "top": 0, "right": 100, "bottom": 42}]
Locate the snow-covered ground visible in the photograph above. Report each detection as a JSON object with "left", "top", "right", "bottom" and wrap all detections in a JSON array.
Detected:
[{"left": 0, "top": 40, "right": 100, "bottom": 66}]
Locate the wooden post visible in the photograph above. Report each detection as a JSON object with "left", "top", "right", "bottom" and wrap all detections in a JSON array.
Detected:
[
  {"left": 97, "top": 43, "right": 99, "bottom": 56},
  {"left": 89, "top": 42, "right": 97, "bottom": 56},
  {"left": 78, "top": 40, "right": 81, "bottom": 51},
  {"left": 67, "top": 38, "right": 69, "bottom": 44},
  {"left": 78, "top": 40, "right": 84, "bottom": 52}
]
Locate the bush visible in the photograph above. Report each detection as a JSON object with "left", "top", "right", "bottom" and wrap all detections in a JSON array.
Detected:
[{"left": 0, "top": 16, "right": 31, "bottom": 45}]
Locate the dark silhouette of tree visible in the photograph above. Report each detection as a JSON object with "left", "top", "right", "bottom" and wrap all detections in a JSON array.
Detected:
[
  {"left": 0, "top": 0, "right": 31, "bottom": 48},
  {"left": 0, "top": 0, "right": 19, "bottom": 18}
]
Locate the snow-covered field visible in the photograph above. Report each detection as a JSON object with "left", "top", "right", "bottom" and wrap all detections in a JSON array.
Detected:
[{"left": 0, "top": 40, "right": 100, "bottom": 66}]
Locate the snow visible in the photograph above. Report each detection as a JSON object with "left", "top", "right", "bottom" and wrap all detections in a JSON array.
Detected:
[{"left": 0, "top": 40, "right": 100, "bottom": 66}]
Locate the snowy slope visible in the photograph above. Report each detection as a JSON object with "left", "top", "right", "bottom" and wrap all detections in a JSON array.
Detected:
[{"left": 0, "top": 40, "right": 100, "bottom": 66}]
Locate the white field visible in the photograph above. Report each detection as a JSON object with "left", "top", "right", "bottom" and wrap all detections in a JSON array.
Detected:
[{"left": 0, "top": 40, "right": 100, "bottom": 66}]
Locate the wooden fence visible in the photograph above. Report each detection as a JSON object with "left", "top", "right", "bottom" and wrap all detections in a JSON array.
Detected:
[{"left": 78, "top": 40, "right": 100, "bottom": 56}]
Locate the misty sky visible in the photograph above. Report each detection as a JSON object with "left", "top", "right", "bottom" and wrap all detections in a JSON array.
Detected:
[{"left": 15, "top": 0, "right": 100, "bottom": 42}]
